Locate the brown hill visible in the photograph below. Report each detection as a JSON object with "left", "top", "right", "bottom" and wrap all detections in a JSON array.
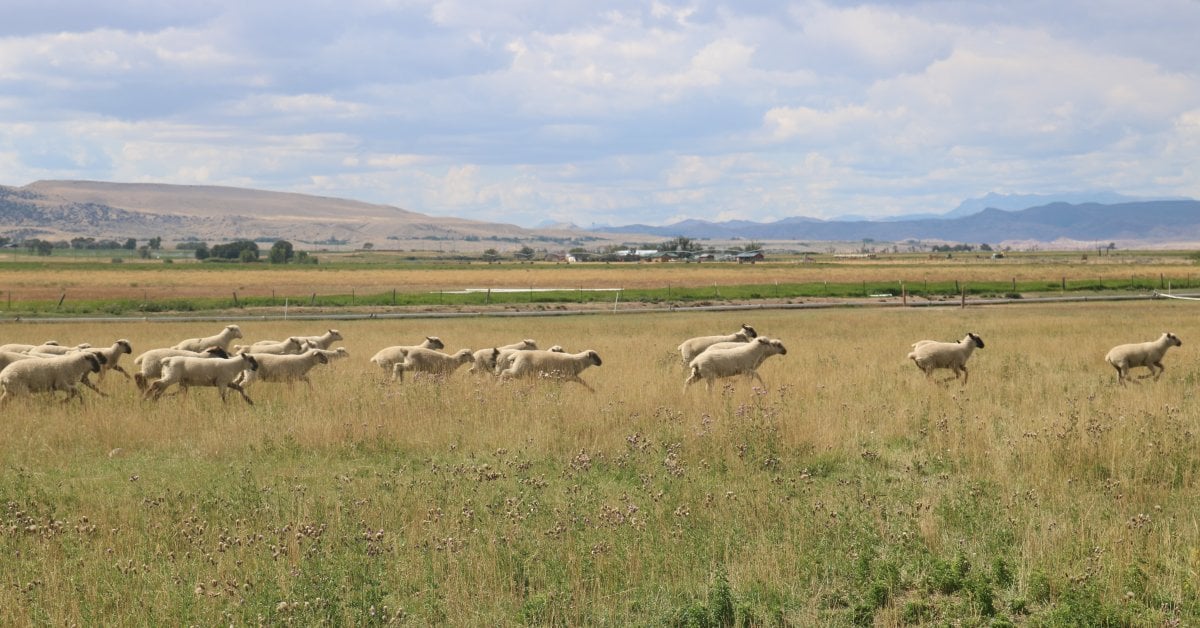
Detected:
[{"left": 0, "top": 180, "right": 611, "bottom": 249}]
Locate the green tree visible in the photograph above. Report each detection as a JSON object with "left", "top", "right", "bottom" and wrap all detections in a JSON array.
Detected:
[
  {"left": 210, "top": 240, "right": 259, "bottom": 260},
  {"left": 148, "top": 236, "right": 162, "bottom": 250},
  {"left": 123, "top": 238, "right": 137, "bottom": 250},
  {"left": 269, "top": 240, "right": 295, "bottom": 264},
  {"left": 194, "top": 244, "right": 210, "bottom": 260},
  {"left": 137, "top": 245, "right": 152, "bottom": 259}
]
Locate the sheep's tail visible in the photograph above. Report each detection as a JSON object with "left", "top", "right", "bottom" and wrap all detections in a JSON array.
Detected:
[{"left": 906, "top": 351, "right": 917, "bottom": 362}]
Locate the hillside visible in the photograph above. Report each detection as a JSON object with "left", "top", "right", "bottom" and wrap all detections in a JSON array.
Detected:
[{"left": 0, "top": 180, "right": 610, "bottom": 248}]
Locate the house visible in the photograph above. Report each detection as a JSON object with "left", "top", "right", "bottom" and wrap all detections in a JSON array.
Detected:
[{"left": 735, "top": 250, "right": 765, "bottom": 264}]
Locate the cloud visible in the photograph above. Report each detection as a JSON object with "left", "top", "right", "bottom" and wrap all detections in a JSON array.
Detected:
[{"left": 0, "top": 0, "right": 1198, "bottom": 227}]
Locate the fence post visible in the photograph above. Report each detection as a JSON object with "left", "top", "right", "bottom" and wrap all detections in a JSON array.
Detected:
[
  {"left": 57, "top": 293, "right": 66, "bottom": 310},
  {"left": 310, "top": 292, "right": 316, "bottom": 306},
  {"left": 960, "top": 285, "right": 966, "bottom": 309},
  {"left": 392, "top": 288, "right": 396, "bottom": 306},
  {"left": 232, "top": 291, "right": 239, "bottom": 307}
]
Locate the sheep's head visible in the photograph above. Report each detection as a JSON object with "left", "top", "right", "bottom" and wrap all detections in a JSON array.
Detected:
[
  {"left": 328, "top": 329, "right": 343, "bottom": 340},
  {"left": 519, "top": 339, "right": 537, "bottom": 349},
  {"left": 227, "top": 325, "right": 243, "bottom": 338},
  {"left": 741, "top": 324, "right": 758, "bottom": 339},
  {"left": 1165, "top": 332, "right": 1182, "bottom": 347},
  {"left": 425, "top": 336, "right": 445, "bottom": 350},
  {"left": 241, "top": 353, "right": 260, "bottom": 371},
  {"left": 586, "top": 350, "right": 602, "bottom": 366},
  {"left": 756, "top": 337, "right": 787, "bottom": 355},
  {"left": 314, "top": 352, "right": 329, "bottom": 365},
  {"left": 204, "top": 346, "right": 231, "bottom": 359},
  {"left": 117, "top": 339, "right": 132, "bottom": 354},
  {"left": 84, "top": 354, "right": 103, "bottom": 373},
  {"left": 286, "top": 337, "right": 304, "bottom": 349},
  {"left": 967, "top": 333, "right": 985, "bottom": 349},
  {"left": 454, "top": 349, "right": 475, "bottom": 362}
]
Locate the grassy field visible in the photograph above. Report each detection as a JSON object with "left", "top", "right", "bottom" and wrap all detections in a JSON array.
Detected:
[
  {"left": 0, "top": 300, "right": 1198, "bottom": 625},
  {"left": 0, "top": 250, "right": 1197, "bottom": 314}
]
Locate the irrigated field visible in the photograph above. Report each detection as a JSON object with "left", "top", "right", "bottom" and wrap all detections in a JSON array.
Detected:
[{"left": 1, "top": 301, "right": 1198, "bottom": 625}]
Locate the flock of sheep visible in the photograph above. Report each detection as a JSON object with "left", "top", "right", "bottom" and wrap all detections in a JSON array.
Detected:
[{"left": 0, "top": 320, "right": 1184, "bottom": 404}]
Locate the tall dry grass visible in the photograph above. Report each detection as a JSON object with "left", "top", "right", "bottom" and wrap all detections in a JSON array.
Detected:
[{"left": 0, "top": 301, "right": 1197, "bottom": 624}]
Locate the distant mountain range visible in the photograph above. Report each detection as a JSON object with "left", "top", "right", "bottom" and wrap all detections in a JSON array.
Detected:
[
  {"left": 596, "top": 200, "right": 1200, "bottom": 244},
  {"left": 0, "top": 180, "right": 1196, "bottom": 247}
]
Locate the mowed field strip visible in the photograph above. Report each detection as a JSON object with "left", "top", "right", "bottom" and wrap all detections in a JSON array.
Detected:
[{"left": 1, "top": 299, "right": 1198, "bottom": 624}]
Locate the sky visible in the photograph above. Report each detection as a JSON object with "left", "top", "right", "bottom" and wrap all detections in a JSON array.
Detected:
[{"left": 1, "top": 1, "right": 1198, "bottom": 228}]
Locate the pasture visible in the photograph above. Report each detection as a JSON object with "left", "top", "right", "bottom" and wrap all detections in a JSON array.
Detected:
[{"left": 0, "top": 300, "right": 1198, "bottom": 625}]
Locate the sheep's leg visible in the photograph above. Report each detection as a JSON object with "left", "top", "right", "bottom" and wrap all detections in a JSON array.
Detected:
[
  {"left": 567, "top": 375, "right": 595, "bottom": 393},
  {"left": 683, "top": 367, "right": 702, "bottom": 392},
  {"left": 747, "top": 371, "right": 766, "bottom": 389},
  {"left": 111, "top": 365, "right": 131, "bottom": 380},
  {"left": 959, "top": 365, "right": 969, "bottom": 384},
  {"left": 229, "top": 382, "right": 254, "bottom": 405},
  {"left": 1151, "top": 362, "right": 1166, "bottom": 381},
  {"left": 80, "top": 374, "right": 107, "bottom": 397}
]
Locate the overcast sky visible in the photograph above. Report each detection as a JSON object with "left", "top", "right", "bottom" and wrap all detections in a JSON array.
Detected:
[{"left": 1, "top": 1, "right": 1197, "bottom": 227}]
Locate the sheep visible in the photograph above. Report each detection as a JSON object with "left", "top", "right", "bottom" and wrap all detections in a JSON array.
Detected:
[
  {"left": 493, "top": 345, "right": 565, "bottom": 375},
  {"left": 499, "top": 349, "right": 602, "bottom": 392},
  {"left": 684, "top": 337, "right": 787, "bottom": 392},
  {"left": 907, "top": 332, "right": 985, "bottom": 384},
  {"left": 86, "top": 339, "right": 133, "bottom": 382},
  {"left": 469, "top": 348, "right": 502, "bottom": 375},
  {"left": 677, "top": 324, "right": 758, "bottom": 365},
  {"left": 469, "top": 339, "right": 540, "bottom": 375},
  {"left": 369, "top": 336, "right": 445, "bottom": 374},
  {"left": 0, "top": 352, "right": 106, "bottom": 404},
  {"left": 0, "top": 351, "right": 35, "bottom": 371},
  {"left": 172, "top": 325, "right": 243, "bottom": 352},
  {"left": 392, "top": 348, "right": 475, "bottom": 382},
  {"left": 1105, "top": 332, "right": 1182, "bottom": 386},
  {"left": 132, "top": 346, "right": 231, "bottom": 391},
  {"left": 145, "top": 352, "right": 259, "bottom": 405},
  {"left": 236, "top": 336, "right": 305, "bottom": 355},
  {"left": 311, "top": 347, "right": 350, "bottom": 361},
  {"left": 235, "top": 349, "right": 331, "bottom": 389},
  {"left": 28, "top": 342, "right": 91, "bottom": 355},
  {"left": 0, "top": 341, "right": 58, "bottom": 353},
  {"left": 297, "top": 329, "right": 344, "bottom": 350}
]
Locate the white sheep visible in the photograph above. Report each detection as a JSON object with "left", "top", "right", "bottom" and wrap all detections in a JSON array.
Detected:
[
  {"left": 0, "top": 351, "right": 35, "bottom": 371},
  {"left": 0, "top": 352, "right": 106, "bottom": 404},
  {"left": 86, "top": 339, "right": 134, "bottom": 382},
  {"left": 28, "top": 342, "right": 91, "bottom": 355},
  {"left": 369, "top": 336, "right": 445, "bottom": 374},
  {"left": 172, "top": 325, "right": 243, "bottom": 352},
  {"left": 311, "top": 347, "right": 350, "bottom": 361},
  {"left": 235, "top": 349, "right": 331, "bottom": 389},
  {"left": 469, "top": 348, "right": 502, "bottom": 375},
  {"left": 684, "top": 336, "right": 787, "bottom": 392},
  {"left": 236, "top": 336, "right": 305, "bottom": 355},
  {"left": 907, "top": 332, "right": 985, "bottom": 384},
  {"left": 678, "top": 324, "right": 758, "bottom": 365},
  {"left": 499, "top": 349, "right": 602, "bottom": 392},
  {"left": 469, "top": 339, "right": 541, "bottom": 375},
  {"left": 132, "top": 346, "right": 230, "bottom": 391},
  {"left": 1105, "top": 332, "right": 1182, "bottom": 386},
  {"left": 297, "top": 329, "right": 343, "bottom": 350},
  {"left": 392, "top": 348, "right": 475, "bottom": 382},
  {"left": 145, "top": 352, "right": 260, "bottom": 405},
  {"left": 493, "top": 345, "right": 565, "bottom": 375},
  {"left": 0, "top": 341, "right": 58, "bottom": 353}
]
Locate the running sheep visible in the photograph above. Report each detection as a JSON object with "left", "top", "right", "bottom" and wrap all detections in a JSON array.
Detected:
[
  {"left": 684, "top": 337, "right": 787, "bottom": 392},
  {"left": 907, "top": 332, "right": 985, "bottom": 384},
  {"left": 132, "top": 346, "right": 230, "bottom": 391},
  {"left": 86, "top": 339, "right": 133, "bottom": 382},
  {"left": 172, "top": 325, "right": 243, "bottom": 353},
  {"left": 144, "top": 352, "right": 259, "bottom": 405},
  {"left": 235, "top": 349, "right": 331, "bottom": 389},
  {"left": 392, "top": 348, "right": 474, "bottom": 382},
  {"left": 469, "top": 339, "right": 539, "bottom": 375},
  {"left": 236, "top": 336, "right": 305, "bottom": 355},
  {"left": 0, "top": 352, "right": 106, "bottom": 404},
  {"left": 0, "top": 341, "right": 59, "bottom": 353},
  {"left": 297, "top": 329, "right": 343, "bottom": 350},
  {"left": 369, "top": 337, "right": 445, "bottom": 374},
  {"left": 1105, "top": 332, "right": 1182, "bottom": 386},
  {"left": 493, "top": 345, "right": 565, "bottom": 375},
  {"left": 499, "top": 349, "right": 602, "bottom": 392},
  {"left": 677, "top": 324, "right": 757, "bottom": 365}
]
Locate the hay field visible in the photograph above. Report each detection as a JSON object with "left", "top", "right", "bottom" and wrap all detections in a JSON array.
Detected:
[
  {"left": 0, "top": 301, "right": 1198, "bottom": 624},
  {"left": 0, "top": 254, "right": 1196, "bottom": 301}
]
